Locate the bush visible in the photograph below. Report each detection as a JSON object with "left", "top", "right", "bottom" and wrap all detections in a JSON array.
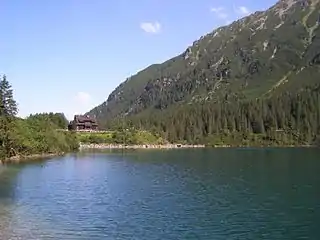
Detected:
[{"left": 1, "top": 116, "right": 79, "bottom": 157}]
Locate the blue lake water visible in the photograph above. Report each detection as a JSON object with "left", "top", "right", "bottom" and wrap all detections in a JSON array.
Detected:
[{"left": 0, "top": 148, "right": 319, "bottom": 239}]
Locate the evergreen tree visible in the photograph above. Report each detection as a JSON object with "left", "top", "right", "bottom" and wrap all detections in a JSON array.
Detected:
[
  {"left": 0, "top": 75, "right": 18, "bottom": 117},
  {"left": 0, "top": 75, "right": 18, "bottom": 158}
]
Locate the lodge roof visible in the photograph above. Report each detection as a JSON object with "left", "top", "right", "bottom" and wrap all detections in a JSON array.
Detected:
[{"left": 74, "top": 115, "right": 97, "bottom": 124}]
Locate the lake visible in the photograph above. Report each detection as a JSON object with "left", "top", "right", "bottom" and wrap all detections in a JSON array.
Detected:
[{"left": 0, "top": 148, "right": 319, "bottom": 239}]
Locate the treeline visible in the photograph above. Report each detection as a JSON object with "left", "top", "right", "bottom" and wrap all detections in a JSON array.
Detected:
[
  {"left": 0, "top": 75, "right": 79, "bottom": 161},
  {"left": 28, "top": 112, "right": 69, "bottom": 129},
  {"left": 115, "top": 84, "right": 320, "bottom": 146}
]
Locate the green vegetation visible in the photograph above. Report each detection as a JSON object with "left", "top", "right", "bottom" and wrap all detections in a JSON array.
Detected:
[
  {"left": 103, "top": 83, "right": 320, "bottom": 147},
  {"left": 77, "top": 129, "right": 165, "bottom": 145},
  {"left": 28, "top": 112, "right": 69, "bottom": 129},
  {"left": 0, "top": 75, "right": 79, "bottom": 161}
]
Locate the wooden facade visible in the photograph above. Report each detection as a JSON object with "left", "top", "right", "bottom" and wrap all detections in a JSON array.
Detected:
[{"left": 68, "top": 115, "right": 98, "bottom": 131}]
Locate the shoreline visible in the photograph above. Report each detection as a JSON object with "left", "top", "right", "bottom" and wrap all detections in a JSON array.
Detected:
[
  {"left": 79, "top": 143, "right": 206, "bottom": 150},
  {"left": 1, "top": 144, "right": 317, "bottom": 165},
  {"left": 1, "top": 152, "right": 65, "bottom": 164},
  {"left": 79, "top": 143, "right": 316, "bottom": 150}
]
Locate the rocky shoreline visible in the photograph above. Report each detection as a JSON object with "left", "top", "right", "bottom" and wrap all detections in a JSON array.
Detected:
[{"left": 79, "top": 143, "right": 206, "bottom": 150}]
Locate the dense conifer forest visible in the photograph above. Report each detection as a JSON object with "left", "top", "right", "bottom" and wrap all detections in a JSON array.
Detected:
[{"left": 103, "top": 84, "right": 320, "bottom": 147}]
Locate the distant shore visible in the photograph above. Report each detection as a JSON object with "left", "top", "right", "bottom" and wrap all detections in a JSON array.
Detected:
[{"left": 79, "top": 143, "right": 206, "bottom": 150}]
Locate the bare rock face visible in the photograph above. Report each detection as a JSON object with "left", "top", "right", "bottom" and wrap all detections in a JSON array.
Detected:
[{"left": 88, "top": 0, "right": 320, "bottom": 122}]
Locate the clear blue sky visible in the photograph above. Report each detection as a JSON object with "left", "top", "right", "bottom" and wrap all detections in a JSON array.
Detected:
[{"left": 0, "top": 0, "right": 277, "bottom": 120}]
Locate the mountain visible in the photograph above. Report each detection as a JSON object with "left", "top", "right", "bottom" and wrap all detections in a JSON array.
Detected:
[{"left": 88, "top": 0, "right": 320, "bottom": 126}]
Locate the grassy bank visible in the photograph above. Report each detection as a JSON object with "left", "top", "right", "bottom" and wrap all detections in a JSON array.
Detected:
[{"left": 76, "top": 129, "right": 165, "bottom": 145}]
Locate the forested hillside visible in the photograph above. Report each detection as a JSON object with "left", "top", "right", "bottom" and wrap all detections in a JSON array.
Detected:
[
  {"left": 126, "top": 84, "right": 320, "bottom": 146},
  {"left": 86, "top": 0, "right": 320, "bottom": 146}
]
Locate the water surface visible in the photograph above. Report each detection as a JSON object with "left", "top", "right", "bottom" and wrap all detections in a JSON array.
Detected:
[{"left": 0, "top": 148, "right": 319, "bottom": 239}]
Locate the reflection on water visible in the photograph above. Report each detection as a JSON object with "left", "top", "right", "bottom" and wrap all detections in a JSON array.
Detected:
[{"left": 0, "top": 148, "right": 320, "bottom": 240}]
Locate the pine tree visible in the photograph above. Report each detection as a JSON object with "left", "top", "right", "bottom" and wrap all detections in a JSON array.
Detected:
[
  {"left": 0, "top": 75, "right": 18, "bottom": 158},
  {"left": 0, "top": 75, "right": 18, "bottom": 117}
]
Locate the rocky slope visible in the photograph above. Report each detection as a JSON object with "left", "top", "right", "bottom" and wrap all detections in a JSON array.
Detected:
[{"left": 88, "top": 0, "right": 320, "bottom": 124}]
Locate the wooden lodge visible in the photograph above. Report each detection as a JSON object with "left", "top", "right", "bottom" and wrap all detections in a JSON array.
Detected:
[{"left": 68, "top": 115, "right": 98, "bottom": 131}]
